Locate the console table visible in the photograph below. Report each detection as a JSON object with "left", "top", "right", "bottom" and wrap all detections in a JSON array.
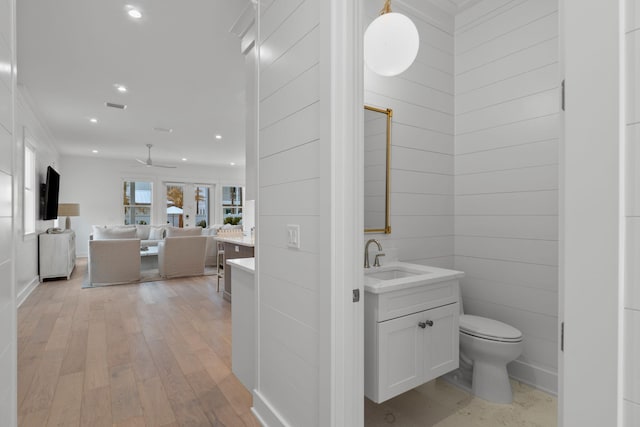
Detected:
[
  {"left": 214, "top": 235, "right": 255, "bottom": 302},
  {"left": 39, "top": 230, "right": 76, "bottom": 280}
]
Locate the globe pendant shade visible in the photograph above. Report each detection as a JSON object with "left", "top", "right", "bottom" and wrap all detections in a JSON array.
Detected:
[{"left": 364, "top": 12, "right": 419, "bottom": 77}]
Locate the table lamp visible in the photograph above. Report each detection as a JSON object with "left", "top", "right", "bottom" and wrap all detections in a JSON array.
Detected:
[{"left": 57, "top": 203, "right": 80, "bottom": 230}]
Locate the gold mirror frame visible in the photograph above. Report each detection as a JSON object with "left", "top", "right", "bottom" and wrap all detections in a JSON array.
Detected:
[{"left": 364, "top": 105, "right": 392, "bottom": 234}]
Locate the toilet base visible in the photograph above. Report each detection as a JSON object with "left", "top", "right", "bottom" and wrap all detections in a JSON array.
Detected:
[{"left": 471, "top": 360, "right": 513, "bottom": 404}]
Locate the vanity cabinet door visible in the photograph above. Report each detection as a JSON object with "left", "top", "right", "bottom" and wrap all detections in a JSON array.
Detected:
[
  {"left": 422, "top": 303, "right": 459, "bottom": 381},
  {"left": 376, "top": 311, "right": 426, "bottom": 402},
  {"left": 366, "top": 302, "right": 460, "bottom": 404}
]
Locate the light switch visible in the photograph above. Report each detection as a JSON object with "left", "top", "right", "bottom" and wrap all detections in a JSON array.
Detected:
[{"left": 287, "top": 224, "right": 300, "bottom": 249}]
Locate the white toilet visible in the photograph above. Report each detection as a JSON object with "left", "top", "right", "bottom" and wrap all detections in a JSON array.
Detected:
[{"left": 459, "top": 313, "right": 523, "bottom": 404}]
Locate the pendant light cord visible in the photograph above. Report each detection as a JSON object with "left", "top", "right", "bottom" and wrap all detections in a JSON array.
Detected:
[{"left": 380, "top": 0, "right": 392, "bottom": 15}]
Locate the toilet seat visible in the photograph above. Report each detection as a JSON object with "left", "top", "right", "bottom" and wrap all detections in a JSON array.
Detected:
[{"left": 460, "top": 314, "right": 523, "bottom": 343}]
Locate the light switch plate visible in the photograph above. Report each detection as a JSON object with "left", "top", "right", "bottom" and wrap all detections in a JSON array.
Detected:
[{"left": 287, "top": 224, "right": 300, "bottom": 249}]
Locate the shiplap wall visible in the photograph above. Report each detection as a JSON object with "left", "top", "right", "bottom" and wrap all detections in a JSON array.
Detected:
[
  {"left": 14, "top": 92, "right": 60, "bottom": 305},
  {"left": 454, "top": 0, "right": 560, "bottom": 393},
  {"left": 625, "top": 0, "right": 640, "bottom": 423},
  {"left": 363, "top": 0, "right": 455, "bottom": 268},
  {"left": 0, "top": 0, "right": 16, "bottom": 423},
  {"left": 255, "top": 0, "right": 322, "bottom": 425}
]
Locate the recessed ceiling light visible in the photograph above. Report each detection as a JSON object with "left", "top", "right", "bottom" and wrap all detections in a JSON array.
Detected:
[
  {"left": 89, "top": 118, "right": 98, "bottom": 123},
  {"left": 115, "top": 84, "right": 128, "bottom": 93},
  {"left": 181, "top": 158, "right": 187, "bottom": 161},
  {"left": 230, "top": 162, "right": 236, "bottom": 166},
  {"left": 127, "top": 8, "right": 142, "bottom": 19},
  {"left": 92, "top": 150, "right": 99, "bottom": 154},
  {"left": 215, "top": 134, "right": 222, "bottom": 140}
]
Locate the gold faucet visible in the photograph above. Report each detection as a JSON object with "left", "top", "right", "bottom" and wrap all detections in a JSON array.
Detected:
[{"left": 364, "top": 239, "right": 384, "bottom": 268}]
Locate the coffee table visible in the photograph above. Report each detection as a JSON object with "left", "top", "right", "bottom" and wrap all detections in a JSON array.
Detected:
[{"left": 140, "top": 246, "right": 159, "bottom": 270}]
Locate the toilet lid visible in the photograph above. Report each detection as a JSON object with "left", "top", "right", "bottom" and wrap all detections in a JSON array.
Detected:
[{"left": 460, "top": 314, "right": 523, "bottom": 342}]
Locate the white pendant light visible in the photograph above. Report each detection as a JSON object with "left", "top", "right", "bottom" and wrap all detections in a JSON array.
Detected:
[{"left": 364, "top": 0, "right": 419, "bottom": 77}]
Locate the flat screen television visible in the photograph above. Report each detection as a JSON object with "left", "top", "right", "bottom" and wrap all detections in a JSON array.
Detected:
[{"left": 42, "top": 166, "right": 60, "bottom": 220}]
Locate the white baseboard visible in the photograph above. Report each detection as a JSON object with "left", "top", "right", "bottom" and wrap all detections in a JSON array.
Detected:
[
  {"left": 17, "top": 275, "right": 40, "bottom": 307},
  {"left": 252, "top": 390, "right": 290, "bottom": 427},
  {"left": 508, "top": 359, "right": 558, "bottom": 396}
]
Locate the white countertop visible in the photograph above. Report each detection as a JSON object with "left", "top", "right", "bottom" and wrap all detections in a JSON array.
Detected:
[
  {"left": 227, "top": 257, "right": 255, "bottom": 274},
  {"left": 214, "top": 235, "right": 255, "bottom": 247},
  {"left": 364, "top": 262, "right": 464, "bottom": 294}
]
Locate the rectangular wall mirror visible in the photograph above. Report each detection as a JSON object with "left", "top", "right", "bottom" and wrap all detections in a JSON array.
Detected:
[{"left": 364, "top": 105, "right": 392, "bottom": 234}]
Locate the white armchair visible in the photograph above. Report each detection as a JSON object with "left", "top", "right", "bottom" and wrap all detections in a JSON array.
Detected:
[
  {"left": 158, "top": 236, "right": 207, "bottom": 279},
  {"left": 88, "top": 239, "right": 141, "bottom": 285}
]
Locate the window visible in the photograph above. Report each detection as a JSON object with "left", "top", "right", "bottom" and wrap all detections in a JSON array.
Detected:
[
  {"left": 24, "top": 144, "right": 36, "bottom": 235},
  {"left": 222, "top": 186, "right": 243, "bottom": 225},
  {"left": 123, "top": 181, "right": 152, "bottom": 225},
  {"left": 166, "top": 183, "right": 184, "bottom": 227},
  {"left": 165, "top": 183, "right": 213, "bottom": 228},
  {"left": 195, "top": 185, "right": 210, "bottom": 228}
]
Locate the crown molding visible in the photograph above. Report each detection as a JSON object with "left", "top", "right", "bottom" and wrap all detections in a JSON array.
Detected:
[
  {"left": 391, "top": 0, "right": 454, "bottom": 33},
  {"left": 229, "top": 0, "right": 255, "bottom": 40},
  {"left": 407, "top": 0, "right": 482, "bottom": 16}
]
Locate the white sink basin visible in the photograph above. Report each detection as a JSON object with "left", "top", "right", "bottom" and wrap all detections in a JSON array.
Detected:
[{"left": 364, "top": 262, "right": 464, "bottom": 294}]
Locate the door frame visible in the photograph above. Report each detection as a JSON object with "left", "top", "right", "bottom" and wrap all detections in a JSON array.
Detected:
[
  {"left": 559, "top": 0, "right": 625, "bottom": 425},
  {"left": 318, "top": 0, "right": 364, "bottom": 425}
]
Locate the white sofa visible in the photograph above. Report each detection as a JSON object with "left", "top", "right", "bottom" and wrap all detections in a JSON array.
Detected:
[
  {"left": 88, "top": 238, "right": 141, "bottom": 285},
  {"left": 91, "top": 224, "right": 167, "bottom": 247},
  {"left": 158, "top": 236, "right": 208, "bottom": 279},
  {"left": 87, "top": 224, "right": 243, "bottom": 282}
]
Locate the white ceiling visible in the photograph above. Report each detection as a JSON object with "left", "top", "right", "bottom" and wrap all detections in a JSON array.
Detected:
[{"left": 17, "top": 0, "right": 249, "bottom": 168}]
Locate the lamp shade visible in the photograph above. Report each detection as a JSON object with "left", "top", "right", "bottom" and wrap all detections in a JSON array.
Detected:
[
  {"left": 364, "top": 12, "right": 420, "bottom": 77},
  {"left": 58, "top": 203, "right": 80, "bottom": 217}
]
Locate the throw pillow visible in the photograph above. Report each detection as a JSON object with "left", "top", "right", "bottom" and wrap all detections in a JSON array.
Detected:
[
  {"left": 165, "top": 226, "right": 203, "bottom": 237},
  {"left": 135, "top": 224, "right": 150, "bottom": 240},
  {"left": 148, "top": 227, "right": 165, "bottom": 240},
  {"left": 91, "top": 225, "right": 106, "bottom": 236},
  {"left": 94, "top": 227, "right": 137, "bottom": 240}
]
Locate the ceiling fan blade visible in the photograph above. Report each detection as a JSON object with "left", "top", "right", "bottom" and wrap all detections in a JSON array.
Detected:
[{"left": 136, "top": 144, "right": 175, "bottom": 168}]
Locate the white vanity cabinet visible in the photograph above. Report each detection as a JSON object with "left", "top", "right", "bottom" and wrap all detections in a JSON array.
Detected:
[{"left": 364, "top": 275, "right": 460, "bottom": 403}]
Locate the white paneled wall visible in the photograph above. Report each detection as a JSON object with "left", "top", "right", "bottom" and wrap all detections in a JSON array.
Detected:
[
  {"left": 364, "top": 0, "right": 455, "bottom": 268},
  {"left": 454, "top": 0, "right": 559, "bottom": 393},
  {"left": 0, "top": 0, "right": 15, "bottom": 423},
  {"left": 625, "top": 0, "right": 640, "bottom": 423},
  {"left": 14, "top": 92, "right": 59, "bottom": 305},
  {"left": 256, "top": 0, "right": 322, "bottom": 425}
]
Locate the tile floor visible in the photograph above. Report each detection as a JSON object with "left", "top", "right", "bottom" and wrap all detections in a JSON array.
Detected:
[{"left": 365, "top": 379, "right": 557, "bottom": 427}]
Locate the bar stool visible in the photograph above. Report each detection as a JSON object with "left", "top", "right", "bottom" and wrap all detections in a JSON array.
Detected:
[{"left": 216, "top": 242, "right": 225, "bottom": 292}]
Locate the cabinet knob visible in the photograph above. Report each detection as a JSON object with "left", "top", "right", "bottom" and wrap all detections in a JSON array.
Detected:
[{"left": 418, "top": 320, "right": 434, "bottom": 329}]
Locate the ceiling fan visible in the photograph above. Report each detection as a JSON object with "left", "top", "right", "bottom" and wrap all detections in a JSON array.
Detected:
[{"left": 136, "top": 143, "right": 177, "bottom": 168}]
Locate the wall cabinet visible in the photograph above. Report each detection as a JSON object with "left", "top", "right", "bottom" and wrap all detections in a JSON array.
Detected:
[
  {"left": 365, "top": 280, "right": 459, "bottom": 403},
  {"left": 39, "top": 230, "right": 76, "bottom": 280}
]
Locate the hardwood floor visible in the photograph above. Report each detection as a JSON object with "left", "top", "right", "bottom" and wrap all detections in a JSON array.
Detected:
[{"left": 18, "top": 258, "right": 258, "bottom": 427}]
